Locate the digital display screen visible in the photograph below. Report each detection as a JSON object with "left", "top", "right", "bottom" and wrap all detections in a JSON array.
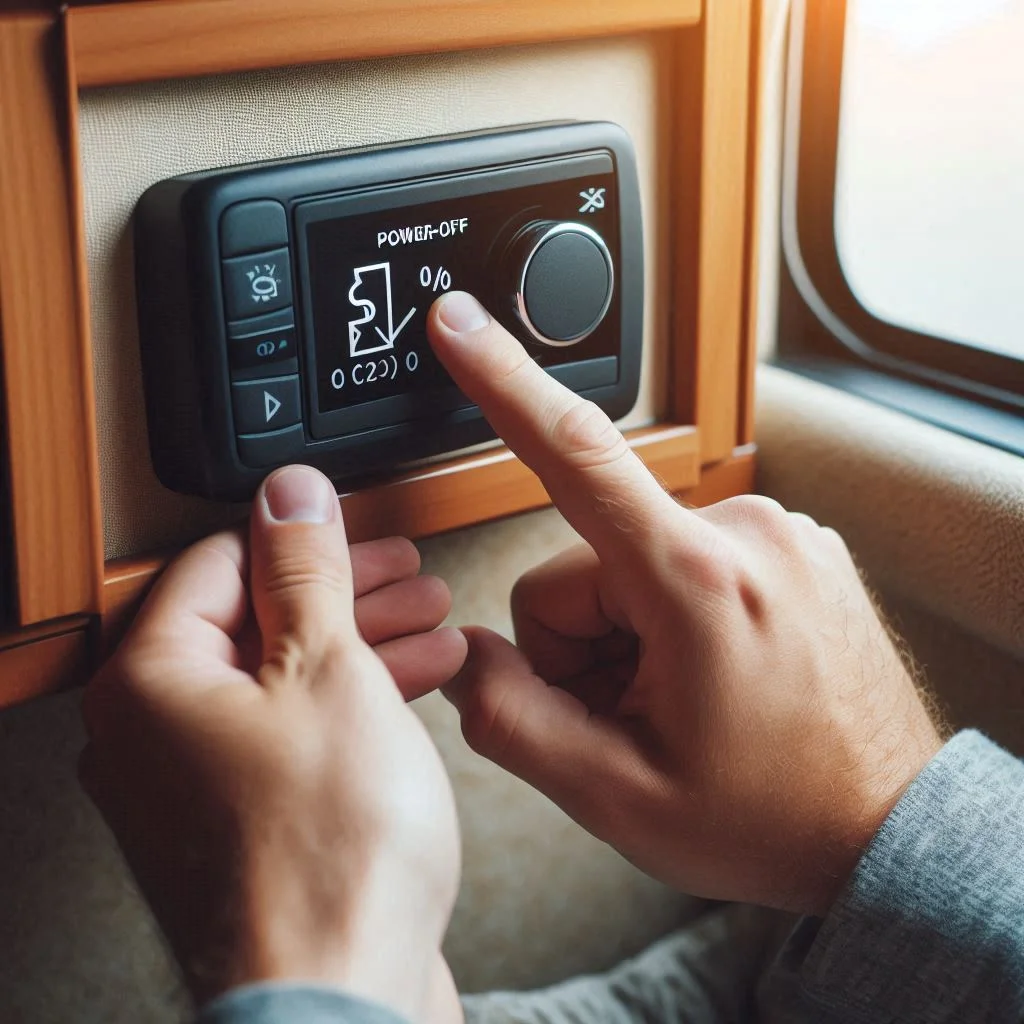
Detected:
[{"left": 299, "top": 164, "right": 619, "bottom": 429}]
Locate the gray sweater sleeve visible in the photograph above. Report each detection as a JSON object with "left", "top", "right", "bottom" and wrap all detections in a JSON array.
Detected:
[
  {"left": 194, "top": 984, "right": 411, "bottom": 1024},
  {"left": 765, "top": 729, "right": 1024, "bottom": 1023}
]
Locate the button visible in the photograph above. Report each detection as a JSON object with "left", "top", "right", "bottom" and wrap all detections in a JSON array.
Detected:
[
  {"left": 229, "top": 323, "right": 298, "bottom": 372},
  {"left": 510, "top": 222, "right": 613, "bottom": 346},
  {"left": 222, "top": 247, "right": 293, "bottom": 320},
  {"left": 231, "top": 375, "right": 301, "bottom": 434},
  {"left": 236, "top": 424, "right": 305, "bottom": 468},
  {"left": 228, "top": 308, "right": 298, "bottom": 374},
  {"left": 227, "top": 307, "right": 294, "bottom": 338},
  {"left": 220, "top": 201, "right": 288, "bottom": 257}
]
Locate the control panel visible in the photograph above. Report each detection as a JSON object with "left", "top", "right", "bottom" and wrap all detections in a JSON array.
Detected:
[{"left": 134, "top": 122, "right": 643, "bottom": 499}]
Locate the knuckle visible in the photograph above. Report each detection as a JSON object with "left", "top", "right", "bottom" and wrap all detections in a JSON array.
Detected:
[
  {"left": 491, "top": 347, "right": 536, "bottom": 387},
  {"left": 460, "top": 682, "right": 519, "bottom": 764},
  {"left": 388, "top": 535, "right": 422, "bottom": 573},
  {"left": 261, "top": 631, "right": 311, "bottom": 682},
  {"left": 722, "top": 494, "right": 790, "bottom": 527},
  {"left": 509, "top": 574, "right": 530, "bottom": 624},
  {"left": 820, "top": 525, "right": 855, "bottom": 561},
  {"left": 261, "top": 631, "right": 352, "bottom": 687},
  {"left": 789, "top": 511, "right": 822, "bottom": 532},
  {"left": 510, "top": 567, "right": 545, "bottom": 621},
  {"left": 262, "top": 553, "right": 349, "bottom": 601},
  {"left": 820, "top": 524, "right": 846, "bottom": 548},
  {"left": 717, "top": 494, "right": 819, "bottom": 551},
  {"left": 682, "top": 545, "right": 739, "bottom": 597},
  {"left": 549, "top": 400, "right": 629, "bottom": 472}
]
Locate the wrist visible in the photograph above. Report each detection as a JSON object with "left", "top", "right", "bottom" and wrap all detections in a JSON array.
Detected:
[
  {"left": 210, "top": 859, "right": 445, "bottom": 1023},
  {"left": 806, "top": 724, "right": 945, "bottom": 917}
]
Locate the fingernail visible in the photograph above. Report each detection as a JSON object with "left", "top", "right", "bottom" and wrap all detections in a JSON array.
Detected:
[
  {"left": 263, "top": 465, "right": 336, "bottom": 524},
  {"left": 438, "top": 291, "right": 490, "bottom": 333}
]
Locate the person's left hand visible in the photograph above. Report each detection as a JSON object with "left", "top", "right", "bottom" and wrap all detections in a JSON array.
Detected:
[{"left": 80, "top": 465, "right": 466, "bottom": 1024}]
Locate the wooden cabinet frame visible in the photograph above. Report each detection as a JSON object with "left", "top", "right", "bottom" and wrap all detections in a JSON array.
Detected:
[{"left": 0, "top": 0, "right": 762, "bottom": 705}]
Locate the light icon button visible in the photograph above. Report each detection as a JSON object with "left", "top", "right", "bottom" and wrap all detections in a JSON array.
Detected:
[{"left": 222, "top": 247, "right": 294, "bottom": 320}]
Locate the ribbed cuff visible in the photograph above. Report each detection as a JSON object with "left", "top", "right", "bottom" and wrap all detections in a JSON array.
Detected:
[{"left": 796, "top": 730, "right": 1024, "bottom": 1024}]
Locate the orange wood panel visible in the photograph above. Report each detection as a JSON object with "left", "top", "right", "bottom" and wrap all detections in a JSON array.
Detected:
[
  {"left": 343, "top": 425, "right": 699, "bottom": 542},
  {"left": 738, "top": 0, "right": 764, "bottom": 446},
  {"left": 101, "top": 425, "right": 701, "bottom": 639},
  {"left": 69, "top": 0, "right": 701, "bottom": 88},
  {"left": 671, "top": 0, "right": 755, "bottom": 463},
  {"left": 0, "top": 625, "right": 91, "bottom": 708},
  {"left": 100, "top": 551, "right": 165, "bottom": 647},
  {"left": 0, "top": 614, "right": 89, "bottom": 651},
  {"left": 0, "top": 14, "right": 104, "bottom": 625},
  {"left": 680, "top": 446, "right": 756, "bottom": 508}
]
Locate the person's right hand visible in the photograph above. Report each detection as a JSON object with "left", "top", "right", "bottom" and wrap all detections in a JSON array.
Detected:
[{"left": 426, "top": 291, "right": 945, "bottom": 918}]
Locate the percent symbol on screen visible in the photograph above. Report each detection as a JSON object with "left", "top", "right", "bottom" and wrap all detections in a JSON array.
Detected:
[{"left": 419, "top": 265, "right": 453, "bottom": 292}]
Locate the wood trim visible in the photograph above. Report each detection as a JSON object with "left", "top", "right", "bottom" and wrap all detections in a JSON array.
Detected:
[
  {"left": 738, "top": 0, "right": 764, "bottom": 446},
  {"left": 64, "top": 15, "right": 107, "bottom": 609},
  {"left": 0, "top": 614, "right": 89, "bottom": 651},
  {"left": 7, "top": 436, "right": 759, "bottom": 704},
  {"left": 680, "top": 445, "right": 756, "bottom": 507},
  {"left": 671, "top": 0, "right": 755, "bottom": 463},
  {"left": 4, "top": 438, "right": 755, "bottom": 709},
  {"left": 101, "top": 425, "right": 701, "bottom": 642},
  {"left": 101, "top": 551, "right": 164, "bottom": 649},
  {"left": 343, "top": 423, "right": 699, "bottom": 541},
  {"left": 68, "top": 0, "right": 701, "bottom": 88},
  {"left": 0, "top": 14, "right": 104, "bottom": 624},
  {"left": 0, "top": 625, "right": 90, "bottom": 708}
]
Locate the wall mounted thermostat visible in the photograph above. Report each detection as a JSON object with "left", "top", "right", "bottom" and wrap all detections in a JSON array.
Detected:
[{"left": 134, "top": 121, "right": 644, "bottom": 500}]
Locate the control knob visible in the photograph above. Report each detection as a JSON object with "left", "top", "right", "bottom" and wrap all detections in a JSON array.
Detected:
[{"left": 507, "top": 221, "right": 614, "bottom": 346}]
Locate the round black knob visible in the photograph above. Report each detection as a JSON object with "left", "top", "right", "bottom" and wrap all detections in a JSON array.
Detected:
[{"left": 512, "top": 221, "right": 614, "bottom": 346}]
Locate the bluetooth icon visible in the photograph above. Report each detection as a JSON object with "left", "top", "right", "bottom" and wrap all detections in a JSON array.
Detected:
[{"left": 578, "top": 187, "right": 607, "bottom": 214}]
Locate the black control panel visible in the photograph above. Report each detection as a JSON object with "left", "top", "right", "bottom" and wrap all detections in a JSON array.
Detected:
[{"left": 134, "top": 122, "right": 643, "bottom": 499}]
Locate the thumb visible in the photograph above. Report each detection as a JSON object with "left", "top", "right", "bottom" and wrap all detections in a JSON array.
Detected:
[{"left": 250, "top": 465, "right": 357, "bottom": 668}]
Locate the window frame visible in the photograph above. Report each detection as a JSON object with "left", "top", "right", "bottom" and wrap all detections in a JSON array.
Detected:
[{"left": 777, "top": 0, "right": 1024, "bottom": 433}]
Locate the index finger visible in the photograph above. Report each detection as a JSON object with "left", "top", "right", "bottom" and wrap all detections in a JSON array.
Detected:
[
  {"left": 131, "top": 528, "right": 249, "bottom": 645},
  {"left": 427, "top": 292, "right": 694, "bottom": 562}
]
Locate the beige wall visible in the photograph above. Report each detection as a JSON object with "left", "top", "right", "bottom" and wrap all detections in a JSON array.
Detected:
[{"left": 756, "top": 367, "right": 1024, "bottom": 755}]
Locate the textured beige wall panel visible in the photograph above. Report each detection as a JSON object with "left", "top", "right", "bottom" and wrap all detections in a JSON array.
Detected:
[
  {"left": 880, "top": 592, "right": 1024, "bottom": 756},
  {"left": 79, "top": 37, "right": 671, "bottom": 561},
  {"left": 756, "top": 366, "right": 1024, "bottom": 658}
]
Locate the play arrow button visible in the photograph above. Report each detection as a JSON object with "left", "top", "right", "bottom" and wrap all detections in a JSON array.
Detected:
[
  {"left": 231, "top": 375, "right": 300, "bottom": 436},
  {"left": 264, "top": 390, "right": 282, "bottom": 423}
]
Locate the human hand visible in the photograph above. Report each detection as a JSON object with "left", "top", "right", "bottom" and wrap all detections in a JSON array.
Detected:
[
  {"left": 427, "top": 292, "right": 944, "bottom": 917},
  {"left": 80, "top": 465, "right": 466, "bottom": 1022}
]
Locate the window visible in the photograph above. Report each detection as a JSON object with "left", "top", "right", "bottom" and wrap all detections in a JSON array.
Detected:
[
  {"left": 835, "top": 0, "right": 1024, "bottom": 360},
  {"left": 778, "top": 0, "right": 1024, "bottom": 454}
]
